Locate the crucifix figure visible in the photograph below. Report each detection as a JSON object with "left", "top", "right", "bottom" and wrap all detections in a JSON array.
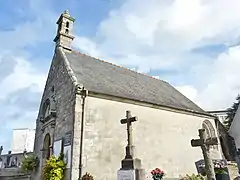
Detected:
[
  {"left": 120, "top": 110, "right": 137, "bottom": 159},
  {"left": 191, "top": 129, "right": 218, "bottom": 180}
]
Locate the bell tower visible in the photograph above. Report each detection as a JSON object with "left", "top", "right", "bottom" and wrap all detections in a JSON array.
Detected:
[{"left": 54, "top": 10, "right": 75, "bottom": 50}]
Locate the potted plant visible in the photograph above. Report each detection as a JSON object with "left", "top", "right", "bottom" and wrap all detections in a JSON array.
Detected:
[
  {"left": 79, "top": 172, "right": 94, "bottom": 180},
  {"left": 151, "top": 168, "right": 165, "bottom": 180},
  {"left": 198, "top": 161, "right": 228, "bottom": 180},
  {"left": 42, "top": 153, "right": 66, "bottom": 180},
  {"left": 214, "top": 161, "right": 228, "bottom": 180},
  {"left": 21, "top": 154, "right": 39, "bottom": 173}
]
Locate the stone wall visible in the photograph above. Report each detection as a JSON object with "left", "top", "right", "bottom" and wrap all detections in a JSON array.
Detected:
[
  {"left": 80, "top": 95, "right": 223, "bottom": 179},
  {"left": 0, "top": 168, "right": 31, "bottom": 180},
  {"left": 0, "top": 152, "right": 32, "bottom": 169},
  {"left": 32, "top": 47, "right": 76, "bottom": 180},
  {"left": 0, "top": 152, "right": 32, "bottom": 180}
]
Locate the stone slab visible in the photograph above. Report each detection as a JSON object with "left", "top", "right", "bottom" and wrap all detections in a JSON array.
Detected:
[
  {"left": 117, "top": 169, "right": 135, "bottom": 180},
  {"left": 117, "top": 169, "right": 146, "bottom": 180}
]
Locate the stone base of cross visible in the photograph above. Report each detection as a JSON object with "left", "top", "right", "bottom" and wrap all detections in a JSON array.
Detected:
[{"left": 121, "top": 157, "right": 142, "bottom": 170}]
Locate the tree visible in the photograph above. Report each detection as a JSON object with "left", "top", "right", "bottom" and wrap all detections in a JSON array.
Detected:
[{"left": 223, "top": 95, "right": 240, "bottom": 130}]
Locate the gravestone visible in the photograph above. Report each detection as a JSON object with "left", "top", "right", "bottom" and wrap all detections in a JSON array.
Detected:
[
  {"left": 117, "top": 111, "right": 145, "bottom": 180},
  {"left": 191, "top": 129, "right": 217, "bottom": 180}
]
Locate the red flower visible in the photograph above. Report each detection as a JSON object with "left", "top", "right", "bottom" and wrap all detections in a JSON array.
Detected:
[
  {"left": 151, "top": 167, "right": 165, "bottom": 177},
  {"left": 151, "top": 170, "right": 156, "bottom": 175}
]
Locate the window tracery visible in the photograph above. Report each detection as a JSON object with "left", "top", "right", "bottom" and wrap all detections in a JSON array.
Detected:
[{"left": 202, "top": 120, "right": 218, "bottom": 150}]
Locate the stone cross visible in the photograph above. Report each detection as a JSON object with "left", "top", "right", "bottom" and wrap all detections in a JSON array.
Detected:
[
  {"left": 120, "top": 110, "right": 137, "bottom": 159},
  {"left": 191, "top": 129, "right": 218, "bottom": 180}
]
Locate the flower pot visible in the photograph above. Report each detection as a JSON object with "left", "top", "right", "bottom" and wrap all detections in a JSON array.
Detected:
[{"left": 215, "top": 173, "right": 229, "bottom": 180}]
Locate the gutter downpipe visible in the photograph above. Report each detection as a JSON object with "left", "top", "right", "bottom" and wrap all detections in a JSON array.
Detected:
[{"left": 78, "top": 87, "right": 87, "bottom": 179}]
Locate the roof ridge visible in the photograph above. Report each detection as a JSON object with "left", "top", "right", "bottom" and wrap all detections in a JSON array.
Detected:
[{"left": 71, "top": 50, "right": 168, "bottom": 83}]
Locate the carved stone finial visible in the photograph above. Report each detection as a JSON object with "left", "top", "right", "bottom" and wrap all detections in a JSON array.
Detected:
[
  {"left": 75, "top": 84, "right": 83, "bottom": 94},
  {"left": 75, "top": 85, "right": 88, "bottom": 98}
]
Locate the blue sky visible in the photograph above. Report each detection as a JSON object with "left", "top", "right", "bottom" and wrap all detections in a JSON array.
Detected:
[{"left": 1, "top": 0, "right": 240, "bottom": 153}]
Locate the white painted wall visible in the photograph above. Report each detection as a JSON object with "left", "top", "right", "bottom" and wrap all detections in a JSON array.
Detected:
[
  {"left": 80, "top": 96, "right": 222, "bottom": 179},
  {"left": 11, "top": 128, "right": 35, "bottom": 153},
  {"left": 229, "top": 107, "right": 240, "bottom": 149}
]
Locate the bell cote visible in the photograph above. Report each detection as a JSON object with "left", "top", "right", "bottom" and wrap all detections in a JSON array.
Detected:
[{"left": 54, "top": 10, "right": 75, "bottom": 50}]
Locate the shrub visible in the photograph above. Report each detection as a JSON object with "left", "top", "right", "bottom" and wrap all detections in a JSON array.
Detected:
[
  {"left": 42, "top": 153, "right": 66, "bottom": 180},
  {"left": 21, "top": 154, "right": 39, "bottom": 172}
]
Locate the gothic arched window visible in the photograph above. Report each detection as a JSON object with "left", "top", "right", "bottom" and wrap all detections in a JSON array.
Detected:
[
  {"left": 42, "top": 99, "right": 50, "bottom": 118},
  {"left": 202, "top": 120, "right": 218, "bottom": 150}
]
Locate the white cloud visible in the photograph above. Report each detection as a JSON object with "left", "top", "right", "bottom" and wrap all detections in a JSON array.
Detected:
[
  {"left": 73, "top": 36, "right": 102, "bottom": 58},
  {"left": 0, "top": 55, "right": 46, "bottom": 141},
  {"left": 73, "top": 0, "right": 240, "bottom": 110},
  {"left": 195, "top": 46, "right": 240, "bottom": 110},
  {"left": 0, "top": 0, "right": 55, "bottom": 152},
  {"left": 176, "top": 85, "right": 198, "bottom": 103},
  {"left": 0, "top": 56, "right": 46, "bottom": 100}
]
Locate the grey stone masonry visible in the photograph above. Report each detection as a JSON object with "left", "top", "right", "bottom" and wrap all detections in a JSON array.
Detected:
[{"left": 32, "top": 47, "right": 76, "bottom": 180}]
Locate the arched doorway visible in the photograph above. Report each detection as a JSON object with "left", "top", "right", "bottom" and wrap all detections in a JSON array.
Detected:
[{"left": 43, "top": 133, "right": 51, "bottom": 159}]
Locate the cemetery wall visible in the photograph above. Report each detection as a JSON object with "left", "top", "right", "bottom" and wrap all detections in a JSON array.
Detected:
[
  {"left": 0, "top": 169, "right": 31, "bottom": 180},
  {"left": 79, "top": 95, "right": 223, "bottom": 179},
  {"left": 0, "top": 152, "right": 32, "bottom": 180},
  {"left": 0, "top": 175, "right": 31, "bottom": 180}
]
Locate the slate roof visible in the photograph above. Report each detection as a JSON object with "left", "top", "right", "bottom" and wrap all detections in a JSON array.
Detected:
[{"left": 65, "top": 50, "right": 205, "bottom": 113}]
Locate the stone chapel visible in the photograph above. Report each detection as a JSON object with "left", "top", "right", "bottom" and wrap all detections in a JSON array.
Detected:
[{"left": 32, "top": 10, "right": 223, "bottom": 180}]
